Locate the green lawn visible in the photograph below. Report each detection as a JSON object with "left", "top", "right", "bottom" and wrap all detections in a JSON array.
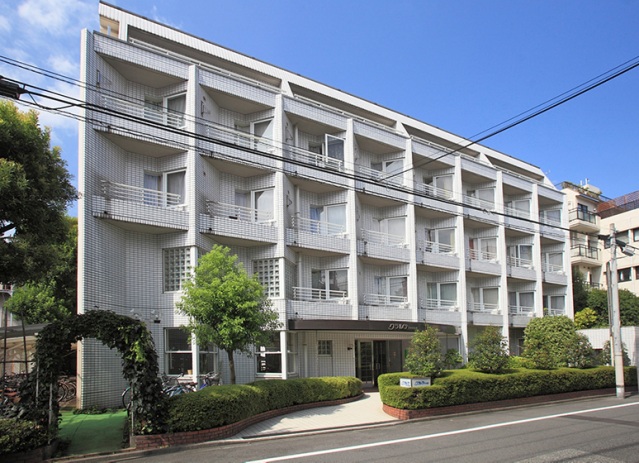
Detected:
[{"left": 58, "top": 410, "right": 128, "bottom": 456}]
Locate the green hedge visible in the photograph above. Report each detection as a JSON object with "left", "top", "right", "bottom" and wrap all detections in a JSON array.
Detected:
[
  {"left": 379, "top": 367, "right": 637, "bottom": 410},
  {"left": 0, "top": 419, "right": 49, "bottom": 456},
  {"left": 166, "top": 376, "right": 362, "bottom": 433}
]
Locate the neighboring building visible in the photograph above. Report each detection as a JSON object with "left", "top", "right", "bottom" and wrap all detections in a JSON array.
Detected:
[
  {"left": 78, "top": 2, "right": 572, "bottom": 407},
  {"left": 579, "top": 327, "right": 639, "bottom": 367}
]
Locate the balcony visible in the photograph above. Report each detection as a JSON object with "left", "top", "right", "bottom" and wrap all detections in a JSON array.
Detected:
[
  {"left": 542, "top": 261, "right": 567, "bottom": 285},
  {"left": 202, "top": 201, "right": 277, "bottom": 244},
  {"left": 468, "top": 302, "right": 502, "bottom": 325},
  {"left": 286, "top": 216, "right": 349, "bottom": 254},
  {"left": 93, "top": 180, "right": 188, "bottom": 231},
  {"left": 509, "top": 305, "right": 536, "bottom": 327},
  {"left": 570, "top": 245, "right": 601, "bottom": 267},
  {"left": 419, "top": 299, "right": 461, "bottom": 325},
  {"left": 466, "top": 247, "right": 500, "bottom": 275},
  {"left": 293, "top": 287, "right": 348, "bottom": 302},
  {"left": 203, "top": 123, "right": 279, "bottom": 172},
  {"left": 360, "top": 294, "right": 411, "bottom": 322},
  {"left": 102, "top": 95, "right": 185, "bottom": 128},
  {"left": 417, "top": 240, "right": 460, "bottom": 269},
  {"left": 420, "top": 298, "right": 458, "bottom": 311},
  {"left": 506, "top": 255, "right": 536, "bottom": 280},
  {"left": 290, "top": 287, "right": 352, "bottom": 319},
  {"left": 568, "top": 208, "right": 599, "bottom": 233},
  {"left": 468, "top": 302, "right": 500, "bottom": 314},
  {"left": 358, "top": 230, "right": 410, "bottom": 262},
  {"left": 363, "top": 293, "right": 409, "bottom": 307}
]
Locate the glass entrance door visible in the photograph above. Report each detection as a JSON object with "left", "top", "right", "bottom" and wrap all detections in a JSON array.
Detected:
[{"left": 355, "top": 341, "right": 374, "bottom": 387}]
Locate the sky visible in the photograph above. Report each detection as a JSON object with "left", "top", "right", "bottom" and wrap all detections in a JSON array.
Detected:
[{"left": 1, "top": 0, "right": 638, "bottom": 217}]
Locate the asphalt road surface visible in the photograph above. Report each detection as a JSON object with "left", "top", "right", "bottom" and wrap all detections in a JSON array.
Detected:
[{"left": 116, "top": 395, "right": 639, "bottom": 463}]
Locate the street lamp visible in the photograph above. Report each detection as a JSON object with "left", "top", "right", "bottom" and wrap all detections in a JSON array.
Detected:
[{"left": 605, "top": 224, "right": 633, "bottom": 399}]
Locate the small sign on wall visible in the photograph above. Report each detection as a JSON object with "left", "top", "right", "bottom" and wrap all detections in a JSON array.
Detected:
[{"left": 400, "top": 377, "right": 431, "bottom": 387}]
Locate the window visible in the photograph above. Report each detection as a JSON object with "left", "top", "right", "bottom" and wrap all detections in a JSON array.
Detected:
[
  {"left": 426, "top": 228, "right": 455, "bottom": 254},
  {"left": 145, "top": 93, "right": 186, "bottom": 128},
  {"left": 252, "top": 118, "right": 274, "bottom": 152},
  {"left": 618, "top": 268, "right": 632, "bottom": 282},
  {"left": 235, "top": 188, "right": 274, "bottom": 223},
  {"left": 507, "top": 244, "right": 533, "bottom": 267},
  {"left": 310, "top": 204, "right": 346, "bottom": 235},
  {"left": 634, "top": 229, "right": 639, "bottom": 242},
  {"left": 426, "top": 282, "right": 457, "bottom": 308},
  {"left": 318, "top": 340, "right": 333, "bottom": 356},
  {"left": 470, "top": 237, "right": 497, "bottom": 261},
  {"left": 374, "top": 276, "right": 408, "bottom": 305},
  {"left": 429, "top": 174, "right": 453, "bottom": 198},
  {"left": 540, "top": 209, "right": 561, "bottom": 225},
  {"left": 508, "top": 291, "right": 534, "bottom": 313},
  {"left": 165, "top": 328, "right": 217, "bottom": 375},
  {"left": 256, "top": 333, "right": 282, "bottom": 374},
  {"left": 163, "top": 247, "right": 191, "bottom": 292},
  {"left": 507, "top": 199, "right": 531, "bottom": 218},
  {"left": 253, "top": 258, "right": 280, "bottom": 297},
  {"left": 543, "top": 295, "right": 565, "bottom": 315},
  {"left": 326, "top": 135, "right": 344, "bottom": 162},
  {"left": 470, "top": 287, "right": 499, "bottom": 312},
  {"left": 144, "top": 169, "right": 185, "bottom": 207},
  {"left": 381, "top": 217, "right": 406, "bottom": 246},
  {"left": 372, "top": 159, "right": 403, "bottom": 177},
  {"left": 543, "top": 252, "right": 563, "bottom": 272},
  {"left": 635, "top": 266, "right": 639, "bottom": 280},
  {"left": 312, "top": 269, "right": 348, "bottom": 299}
]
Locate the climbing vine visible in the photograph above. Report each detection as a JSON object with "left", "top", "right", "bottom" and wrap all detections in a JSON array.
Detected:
[{"left": 20, "top": 310, "right": 167, "bottom": 436}]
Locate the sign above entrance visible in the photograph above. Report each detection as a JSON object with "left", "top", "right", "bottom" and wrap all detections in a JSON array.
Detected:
[{"left": 287, "top": 319, "right": 456, "bottom": 334}]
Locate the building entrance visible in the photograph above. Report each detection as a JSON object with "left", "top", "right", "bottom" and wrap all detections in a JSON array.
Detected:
[{"left": 355, "top": 340, "right": 403, "bottom": 387}]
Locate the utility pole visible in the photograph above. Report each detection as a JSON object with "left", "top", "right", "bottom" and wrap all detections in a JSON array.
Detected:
[{"left": 608, "top": 224, "right": 625, "bottom": 399}]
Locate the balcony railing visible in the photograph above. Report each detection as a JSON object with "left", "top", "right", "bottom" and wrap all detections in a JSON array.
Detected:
[
  {"left": 461, "top": 193, "right": 495, "bottom": 211},
  {"left": 509, "top": 305, "right": 535, "bottom": 315},
  {"left": 417, "top": 183, "right": 455, "bottom": 200},
  {"left": 542, "top": 262, "right": 564, "bottom": 273},
  {"left": 101, "top": 95, "right": 185, "bottom": 128},
  {"left": 546, "top": 308, "right": 565, "bottom": 316},
  {"left": 290, "top": 216, "right": 346, "bottom": 236},
  {"left": 568, "top": 208, "right": 597, "bottom": 225},
  {"left": 504, "top": 204, "right": 531, "bottom": 219},
  {"left": 468, "top": 302, "right": 500, "bottom": 313},
  {"left": 361, "top": 229, "right": 407, "bottom": 247},
  {"left": 287, "top": 145, "right": 344, "bottom": 171},
  {"left": 467, "top": 248, "right": 498, "bottom": 262},
  {"left": 539, "top": 210, "right": 562, "bottom": 227},
  {"left": 363, "top": 294, "right": 408, "bottom": 306},
  {"left": 293, "top": 287, "right": 348, "bottom": 301},
  {"left": 419, "top": 240, "right": 455, "bottom": 255},
  {"left": 506, "top": 256, "right": 534, "bottom": 269},
  {"left": 356, "top": 165, "right": 404, "bottom": 186},
  {"left": 204, "top": 123, "right": 277, "bottom": 154},
  {"left": 571, "top": 245, "right": 599, "bottom": 260},
  {"left": 420, "top": 298, "right": 458, "bottom": 310},
  {"left": 206, "top": 201, "right": 274, "bottom": 224},
  {"left": 100, "top": 180, "right": 182, "bottom": 208}
]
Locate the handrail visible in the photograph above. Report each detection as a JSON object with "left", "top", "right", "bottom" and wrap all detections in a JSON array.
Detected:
[
  {"left": 506, "top": 255, "right": 534, "bottom": 269},
  {"left": 467, "top": 248, "right": 498, "bottom": 262},
  {"left": 418, "top": 239, "right": 455, "bottom": 255},
  {"left": 291, "top": 216, "right": 346, "bottom": 236},
  {"left": 468, "top": 302, "right": 500, "bottom": 313},
  {"left": 100, "top": 180, "right": 183, "bottom": 208},
  {"left": 363, "top": 293, "right": 408, "bottom": 306},
  {"left": 361, "top": 229, "right": 407, "bottom": 247},
  {"left": 509, "top": 305, "right": 535, "bottom": 315},
  {"left": 293, "top": 287, "right": 347, "bottom": 301},
  {"left": 416, "top": 182, "right": 455, "bottom": 200},
  {"left": 206, "top": 201, "right": 273, "bottom": 223},
  {"left": 420, "top": 298, "right": 458, "bottom": 310},
  {"left": 101, "top": 95, "right": 185, "bottom": 128}
]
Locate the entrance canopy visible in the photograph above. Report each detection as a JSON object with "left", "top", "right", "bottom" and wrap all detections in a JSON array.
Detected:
[{"left": 287, "top": 319, "right": 457, "bottom": 334}]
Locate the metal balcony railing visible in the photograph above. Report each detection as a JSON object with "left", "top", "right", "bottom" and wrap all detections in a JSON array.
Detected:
[
  {"left": 509, "top": 305, "right": 535, "bottom": 315},
  {"left": 504, "top": 204, "right": 531, "bottom": 219},
  {"left": 419, "top": 240, "right": 455, "bottom": 255},
  {"left": 293, "top": 287, "right": 348, "bottom": 301},
  {"left": 204, "top": 123, "right": 277, "bottom": 154},
  {"left": 539, "top": 210, "right": 562, "bottom": 227},
  {"left": 468, "top": 302, "right": 500, "bottom": 313},
  {"left": 571, "top": 245, "right": 599, "bottom": 260},
  {"left": 287, "top": 145, "right": 344, "bottom": 171},
  {"left": 100, "top": 180, "right": 182, "bottom": 208},
  {"left": 101, "top": 95, "right": 185, "bottom": 128},
  {"left": 417, "top": 182, "right": 455, "bottom": 200},
  {"left": 461, "top": 193, "right": 495, "bottom": 211},
  {"left": 420, "top": 298, "right": 458, "bottom": 310},
  {"left": 568, "top": 208, "right": 597, "bottom": 225},
  {"left": 467, "top": 248, "right": 498, "bottom": 262},
  {"left": 363, "top": 294, "right": 408, "bottom": 306},
  {"left": 290, "top": 216, "right": 346, "bottom": 236},
  {"left": 542, "top": 262, "right": 564, "bottom": 273},
  {"left": 506, "top": 255, "right": 534, "bottom": 269},
  {"left": 356, "top": 165, "right": 404, "bottom": 186},
  {"left": 361, "top": 229, "right": 407, "bottom": 247},
  {"left": 206, "top": 201, "right": 274, "bottom": 224},
  {"left": 546, "top": 308, "right": 565, "bottom": 316}
]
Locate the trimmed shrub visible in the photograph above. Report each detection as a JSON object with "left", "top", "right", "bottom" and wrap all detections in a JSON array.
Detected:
[
  {"left": 468, "top": 326, "right": 510, "bottom": 373},
  {"left": 378, "top": 367, "right": 637, "bottom": 411},
  {"left": 523, "top": 316, "right": 593, "bottom": 369},
  {"left": 0, "top": 419, "right": 48, "bottom": 455},
  {"left": 404, "top": 326, "right": 444, "bottom": 377},
  {"left": 166, "top": 376, "right": 362, "bottom": 433}
]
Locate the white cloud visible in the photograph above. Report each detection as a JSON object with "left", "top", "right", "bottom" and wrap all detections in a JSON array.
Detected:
[
  {"left": 47, "top": 55, "right": 78, "bottom": 77},
  {"left": 0, "top": 16, "right": 11, "bottom": 33},
  {"left": 17, "top": 0, "right": 94, "bottom": 36}
]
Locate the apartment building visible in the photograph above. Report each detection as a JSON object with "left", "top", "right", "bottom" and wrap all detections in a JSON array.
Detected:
[{"left": 77, "top": 2, "right": 572, "bottom": 407}]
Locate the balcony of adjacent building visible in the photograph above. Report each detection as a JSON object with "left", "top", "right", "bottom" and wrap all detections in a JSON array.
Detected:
[
  {"left": 568, "top": 206, "right": 600, "bottom": 233},
  {"left": 570, "top": 244, "right": 601, "bottom": 267},
  {"left": 93, "top": 178, "right": 189, "bottom": 233},
  {"left": 201, "top": 199, "right": 278, "bottom": 245}
]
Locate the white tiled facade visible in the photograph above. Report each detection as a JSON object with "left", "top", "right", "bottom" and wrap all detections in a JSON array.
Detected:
[{"left": 77, "top": 2, "right": 572, "bottom": 407}]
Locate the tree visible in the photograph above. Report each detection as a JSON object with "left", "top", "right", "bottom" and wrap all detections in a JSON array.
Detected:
[
  {"left": 0, "top": 101, "right": 76, "bottom": 285},
  {"left": 572, "top": 269, "right": 589, "bottom": 313},
  {"left": 5, "top": 216, "right": 77, "bottom": 323},
  {"left": 600, "top": 340, "right": 631, "bottom": 367},
  {"left": 574, "top": 307, "right": 599, "bottom": 329},
  {"left": 586, "top": 288, "right": 639, "bottom": 327},
  {"left": 468, "top": 326, "right": 510, "bottom": 373},
  {"left": 177, "top": 245, "right": 280, "bottom": 384},
  {"left": 404, "top": 326, "right": 444, "bottom": 377},
  {"left": 522, "top": 316, "right": 594, "bottom": 369}
]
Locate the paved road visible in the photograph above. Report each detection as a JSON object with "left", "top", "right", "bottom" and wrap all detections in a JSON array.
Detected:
[{"left": 106, "top": 395, "right": 639, "bottom": 463}]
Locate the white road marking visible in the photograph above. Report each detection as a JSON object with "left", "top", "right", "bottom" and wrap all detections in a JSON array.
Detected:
[{"left": 245, "top": 401, "right": 639, "bottom": 463}]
